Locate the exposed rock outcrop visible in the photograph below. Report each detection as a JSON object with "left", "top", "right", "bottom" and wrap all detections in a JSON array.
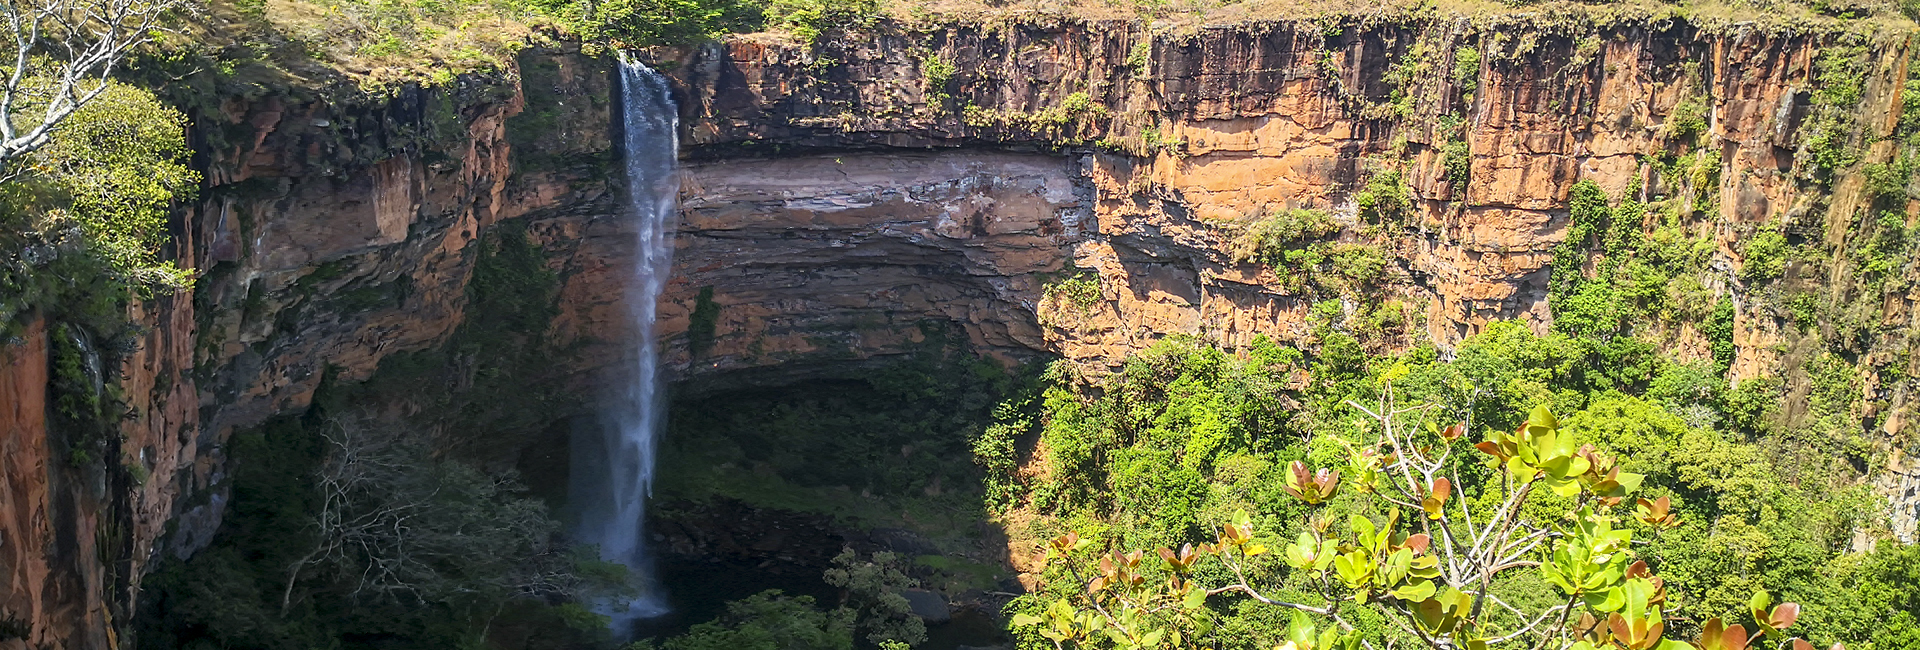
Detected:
[{"left": 661, "top": 20, "right": 1915, "bottom": 378}]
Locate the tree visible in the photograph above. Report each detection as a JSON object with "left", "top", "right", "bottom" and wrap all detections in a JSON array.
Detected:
[
  {"left": 824, "top": 549, "right": 928, "bottom": 647},
  {"left": 1, "top": 0, "right": 188, "bottom": 171},
  {"left": 1013, "top": 395, "right": 1831, "bottom": 650},
  {"left": 281, "top": 414, "right": 583, "bottom": 640},
  {"left": 0, "top": 0, "right": 197, "bottom": 316},
  {"left": 642, "top": 591, "right": 856, "bottom": 650}
]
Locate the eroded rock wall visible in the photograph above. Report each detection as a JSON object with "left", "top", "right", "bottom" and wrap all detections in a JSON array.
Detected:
[{"left": 662, "top": 20, "right": 1914, "bottom": 374}]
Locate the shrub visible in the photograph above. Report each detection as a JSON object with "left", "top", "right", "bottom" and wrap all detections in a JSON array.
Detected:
[
  {"left": 5, "top": 78, "right": 197, "bottom": 292},
  {"left": 1862, "top": 159, "right": 1913, "bottom": 201},
  {"left": 652, "top": 591, "right": 855, "bottom": 650},
  {"left": 1231, "top": 208, "right": 1339, "bottom": 266},
  {"left": 1803, "top": 46, "right": 1869, "bottom": 178},
  {"left": 1442, "top": 139, "right": 1471, "bottom": 195},
  {"left": 1354, "top": 167, "right": 1412, "bottom": 224},
  {"left": 1741, "top": 228, "right": 1789, "bottom": 282},
  {"left": 1452, "top": 46, "right": 1480, "bottom": 91},
  {"left": 1648, "top": 359, "right": 1726, "bottom": 411},
  {"left": 759, "top": 0, "right": 879, "bottom": 42},
  {"left": 1665, "top": 96, "right": 1708, "bottom": 140},
  {"left": 1044, "top": 273, "right": 1104, "bottom": 310},
  {"left": 530, "top": 0, "right": 764, "bottom": 45},
  {"left": 824, "top": 550, "right": 927, "bottom": 647}
]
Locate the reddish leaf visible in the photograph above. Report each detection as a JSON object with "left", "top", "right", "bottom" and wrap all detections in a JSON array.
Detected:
[
  {"left": 1290, "top": 460, "right": 1313, "bottom": 486},
  {"left": 1316, "top": 467, "right": 1341, "bottom": 494},
  {"left": 1770, "top": 603, "right": 1801, "bottom": 630},
  {"left": 1724, "top": 624, "right": 1748, "bottom": 650},
  {"left": 1610, "top": 614, "right": 1633, "bottom": 645},
  {"left": 1698, "top": 618, "right": 1727, "bottom": 650},
  {"left": 1405, "top": 533, "right": 1431, "bottom": 554}
]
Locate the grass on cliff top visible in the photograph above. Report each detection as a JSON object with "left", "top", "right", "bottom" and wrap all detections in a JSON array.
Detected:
[
  {"left": 887, "top": 0, "right": 1919, "bottom": 35},
  {"left": 152, "top": 0, "right": 549, "bottom": 94},
  {"left": 159, "top": 0, "right": 1914, "bottom": 94}
]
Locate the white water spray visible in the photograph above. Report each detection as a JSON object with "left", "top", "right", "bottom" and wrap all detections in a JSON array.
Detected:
[{"left": 571, "top": 54, "right": 679, "bottom": 631}]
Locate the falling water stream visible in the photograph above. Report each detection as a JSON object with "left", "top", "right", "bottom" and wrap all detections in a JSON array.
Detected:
[{"left": 570, "top": 54, "right": 680, "bottom": 634}]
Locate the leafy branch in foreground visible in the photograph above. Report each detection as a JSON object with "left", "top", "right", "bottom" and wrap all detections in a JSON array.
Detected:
[
  {"left": 2, "top": 0, "right": 191, "bottom": 169},
  {"left": 1014, "top": 396, "right": 1833, "bottom": 650}
]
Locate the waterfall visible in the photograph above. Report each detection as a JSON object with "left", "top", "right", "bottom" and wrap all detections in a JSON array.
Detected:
[{"left": 571, "top": 54, "right": 679, "bottom": 631}]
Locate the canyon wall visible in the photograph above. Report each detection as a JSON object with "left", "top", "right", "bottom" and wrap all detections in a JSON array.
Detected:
[
  {"left": 3, "top": 13, "right": 1919, "bottom": 647},
  {"left": 660, "top": 18, "right": 1915, "bottom": 375}
]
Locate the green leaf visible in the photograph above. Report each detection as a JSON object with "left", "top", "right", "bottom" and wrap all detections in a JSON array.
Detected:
[
  {"left": 1315, "top": 541, "right": 1339, "bottom": 571},
  {"left": 1750, "top": 590, "right": 1774, "bottom": 628},
  {"left": 1584, "top": 586, "right": 1626, "bottom": 612},
  {"left": 1335, "top": 552, "right": 1370, "bottom": 588},
  {"left": 1616, "top": 471, "right": 1646, "bottom": 494},
  {"left": 1507, "top": 455, "right": 1537, "bottom": 480},
  {"left": 1391, "top": 579, "right": 1437, "bottom": 601},
  {"left": 1183, "top": 586, "right": 1208, "bottom": 610},
  {"left": 1289, "top": 610, "right": 1315, "bottom": 646},
  {"left": 1012, "top": 613, "right": 1044, "bottom": 626},
  {"left": 1382, "top": 548, "right": 1413, "bottom": 585},
  {"left": 1287, "top": 532, "right": 1316, "bottom": 569},
  {"left": 1350, "top": 515, "right": 1376, "bottom": 541},
  {"left": 1530, "top": 404, "right": 1559, "bottom": 430},
  {"left": 1410, "top": 555, "right": 1442, "bottom": 579},
  {"left": 1624, "top": 578, "right": 1655, "bottom": 623},
  {"left": 1412, "top": 598, "right": 1448, "bottom": 633},
  {"left": 1049, "top": 598, "right": 1076, "bottom": 620}
]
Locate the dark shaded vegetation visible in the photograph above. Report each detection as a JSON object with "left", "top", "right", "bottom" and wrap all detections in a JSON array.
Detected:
[
  {"left": 135, "top": 220, "right": 613, "bottom": 649},
  {"left": 656, "top": 324, "right": 1035, "bottom": 547}
]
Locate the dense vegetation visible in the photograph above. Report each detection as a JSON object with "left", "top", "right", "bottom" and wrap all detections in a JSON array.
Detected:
[
  {"left": 134, "top": 224, "right": 624, "bottom": 650},
  {"left": 994, "top": 335, "right": 1919, "bottom": 650},
  {"left": 0, "top": 77, "right": 196, "bottom": 339}
]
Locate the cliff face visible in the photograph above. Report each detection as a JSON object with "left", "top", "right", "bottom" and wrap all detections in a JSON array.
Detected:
[
  {"left": 660, "top": 20, "right": 1914, "bottom": 377},
  {"left": 2, "top": 14, "right": 1918, "bottom": 647}
]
